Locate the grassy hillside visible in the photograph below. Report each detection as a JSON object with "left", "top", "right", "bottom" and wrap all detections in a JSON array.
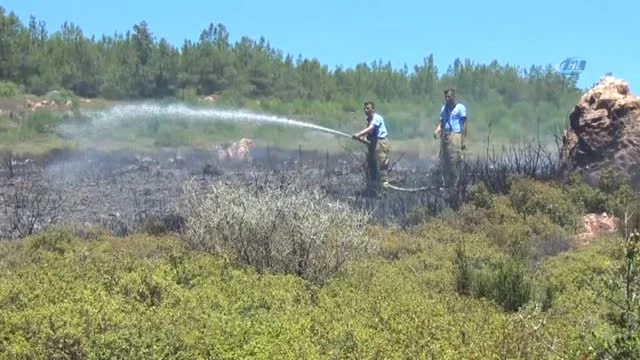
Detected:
[{"left": 0, "top": 91, "right": 569, "bottom": 159}]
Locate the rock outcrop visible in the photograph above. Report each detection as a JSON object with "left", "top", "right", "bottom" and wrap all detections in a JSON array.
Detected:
[
  {"left": 559, "top": 76, "right": 640, "bottom": 188},
  {"left": 574, "top": 212, "right": 619, "bottom": 246},
  {"left": 216, "top": 138, "right": 255, "bottom": 161},
  {"left": 25, "top": 98, "right": 69, "bottom": 110}
]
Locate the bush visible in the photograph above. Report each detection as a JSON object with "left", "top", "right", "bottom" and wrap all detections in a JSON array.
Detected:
[
  {"left": 565, "top": 173, "right": 610, "bottom": 214},
  {"left": 180, "top": 179, "right": 378, "bottom": 284},
  {"left": 0, "top": 80, "right": 21, "bottom": 97},
  {"left": 454, "top": 250, "right": 533, "bottom": 313},
  {"left": 508, "top": 177, "right": 581, "bottom": 229},
  {"left": 24, "top": 111, "right": 65, "bottom": 134},
  {"left": 484, "top": 257, "right": 533, "bottom": 312},
  {"left": 45, "top": 89, "right": 76, "bottom": 103},
  {"left": 443, "top": 187, "right": 573, "bottom": 265}
]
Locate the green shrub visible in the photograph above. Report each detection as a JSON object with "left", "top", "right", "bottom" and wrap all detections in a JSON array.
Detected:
[
  {"left": 598, "top": 166, "right": 629, "bottom": 195},
  {"left": 45, "top": 89, "right": 76, "bottom": 103},
  {"left": 24, "top": 110, "right": 64, "bottom": 134},
  {"left": 0, "top": 224, "right": 607, "bottom": 358},
  {"left": 465, "top": 255, "right": 533, "bottom": 312},
  {"left": 443, "top": 184, "right": 572, "bottom": 264},
  {"left": 606, "top": 184, "right": 640, "bottom": 236},
  {"left": 405, "top": 206, "right": 437, "bottom": 227},
  {"left": 483, "top": 221, "right": 533, "bottom": 260},
  {"left": 453, "top": 256, "right": 533, "bottom": 313},
  {"left": 469, "top": 182, "right": 494, "bottom": 210},
  {"left": 179, "top": 86, "right": 199, "bottom": 103},
  {"left": 488, "top": 257, "right": 533, "bottom": 312},
  {"left": 508, "top": 177, "right": 581, "bottom": 229},
  {"left": 0, "top": 80, "right": 21, "bottom": 97},
  {"left": 454, "top": 241, "right": 473, "bottom": 295},
  {"left": 485, "top": 195, "right": 522, "bottom": 225},
  {"left": 565, "top": 173, "right": 610, "bottom": 214},
  {"left": 27, "top": 227, "right": 74, "bottom": 255}
]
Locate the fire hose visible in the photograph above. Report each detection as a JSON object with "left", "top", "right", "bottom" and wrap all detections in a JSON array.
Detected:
[{"left": 351, "top": 136, "right": 434, "bottom": 192}]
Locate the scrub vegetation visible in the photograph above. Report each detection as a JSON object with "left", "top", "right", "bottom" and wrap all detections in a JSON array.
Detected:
[{"left": 1, "top": 7, "right": 637, "bottom": 359}]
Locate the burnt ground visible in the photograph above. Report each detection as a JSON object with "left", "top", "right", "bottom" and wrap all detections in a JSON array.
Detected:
[{"left": 0, "top": 142, "right": 561, "bottom": 240}]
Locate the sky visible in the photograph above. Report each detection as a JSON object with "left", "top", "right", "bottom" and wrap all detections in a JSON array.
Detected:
[{"left": 3, "top": 0, "right": 639, "bottom": 92}]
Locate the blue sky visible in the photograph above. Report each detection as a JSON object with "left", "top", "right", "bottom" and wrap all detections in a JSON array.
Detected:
[{"left": 3, "top": 0, "right": 639, "bottom": 92}]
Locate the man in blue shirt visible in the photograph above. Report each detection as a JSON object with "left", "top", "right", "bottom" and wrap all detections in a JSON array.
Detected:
[
  {"left": 353, "top": 101, "right": 391, "bottom": 189},
  {"left": 434, "top": 88, "right": 467, "bottom": 187}
]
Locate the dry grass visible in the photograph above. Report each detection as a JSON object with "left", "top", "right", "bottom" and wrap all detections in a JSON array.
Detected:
[{"left": 180, "top": 177, "right": 379, "bottom": 284}]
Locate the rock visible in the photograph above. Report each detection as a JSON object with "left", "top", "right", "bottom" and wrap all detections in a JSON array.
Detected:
[
  {"left": 25, "top": 97, "right": 61, "bottom": 111},
  {"left": 559, "top": 76, "right": 640, "bottom": 188},
  {"left": 216, "top": 138, "right": 256, "bottom": 161},
  {"left": 574, "top": 212, "right": 619, "bottom": 246},
  {"left": 230, "top": 138, "right": 255, "bottom": 160}
]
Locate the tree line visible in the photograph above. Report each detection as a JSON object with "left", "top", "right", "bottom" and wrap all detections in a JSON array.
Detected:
[{"left": 0, "top": 6, "right": 584, "bottom": 113}]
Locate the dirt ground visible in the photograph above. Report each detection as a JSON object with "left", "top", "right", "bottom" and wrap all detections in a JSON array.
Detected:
[{"left": 0, "top": 145, "right": 445, "bottom": 239}]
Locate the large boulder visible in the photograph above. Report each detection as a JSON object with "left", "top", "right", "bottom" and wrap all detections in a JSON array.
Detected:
[{"left": 559, "top": 76, "right": 640, "bottom": 188}]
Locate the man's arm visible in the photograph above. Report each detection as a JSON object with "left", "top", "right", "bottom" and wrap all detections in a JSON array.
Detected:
[
  {"left": 354, "top": 122, "right": 375, "bottom": 139},
  {"left": 434, "top": 107, "right": 444, "bottom": 138},
  {"left": 459, "top": 104, "right": 468, "bottom": 138},
  {"left": 356, "top": 114, "right": 385, "bottom": 139},
  {"left": 462, "top": 117, "right": 467, "bottom": 137},
  {"left": 354, "top": 116, "right": 378, "bottom": 139}
]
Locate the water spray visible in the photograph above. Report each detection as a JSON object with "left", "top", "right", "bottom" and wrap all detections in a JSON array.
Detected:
[
  {"left": 74, "top": 103, "right": 357, "bottom": 140},
  {"left": 61, "top": 103, "right": 440, "bottom": 189}
]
